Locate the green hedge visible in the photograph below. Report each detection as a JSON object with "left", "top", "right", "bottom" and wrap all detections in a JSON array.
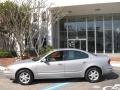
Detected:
[
  {"left": 39, "top": 45, "right": 53, "bottom": 55},
  {"left": 0, "top": 51, "right": 10, "bottom": 58},
  {"left": 24, "top": 45, "right": 53, "bottom": 57},
  {"left": 0, "top": 50, "right": 17, "bottom": 58}
]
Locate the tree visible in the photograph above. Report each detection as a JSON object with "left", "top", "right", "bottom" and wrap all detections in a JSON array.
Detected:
[
  {"left": 28, "top": 0, "right": 66, "bottom": 57},
  {"left": 0, "top": 1, "right": 31, "bottom": 58},
  {"left": 0, "top": 0, "right": 66, "bottom": 59}
]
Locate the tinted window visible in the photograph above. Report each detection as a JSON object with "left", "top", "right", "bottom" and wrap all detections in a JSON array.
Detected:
[
  {"left": 64, "top": 50, "right": 88, "bottom": 60},
  {"left": 46, "top": 51, "right": 63, "bottom": 62}
]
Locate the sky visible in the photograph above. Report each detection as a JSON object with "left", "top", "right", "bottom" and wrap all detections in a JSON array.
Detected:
[{"left": 1, "top": 0, "right": 120, "bottom": 6}]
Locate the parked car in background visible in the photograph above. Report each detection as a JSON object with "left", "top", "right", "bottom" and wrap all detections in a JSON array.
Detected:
[{"left": 3, "top": 48, "right": 112, "bottom": 85}]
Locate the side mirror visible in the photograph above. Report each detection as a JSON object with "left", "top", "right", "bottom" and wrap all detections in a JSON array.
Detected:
[{"left": 41, "top": 58, "right": 49, "bottom": 63}]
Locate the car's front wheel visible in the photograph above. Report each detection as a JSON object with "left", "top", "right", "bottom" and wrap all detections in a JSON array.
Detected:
[
  {"left": 16, "top": 69, "right": 33, "bottom": 85},
  {"left": 85, "top": 67, "right": 102, "bottom": 83}
]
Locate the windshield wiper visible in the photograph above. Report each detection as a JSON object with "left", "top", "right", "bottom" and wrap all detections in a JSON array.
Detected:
[{"left": 32, "top": 57, "right": 40, "bottom": 61}]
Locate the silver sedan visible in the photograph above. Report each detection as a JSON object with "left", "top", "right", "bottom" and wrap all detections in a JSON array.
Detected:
[{"left": 3, "top": 48, "right": 112, "bottom": 85}]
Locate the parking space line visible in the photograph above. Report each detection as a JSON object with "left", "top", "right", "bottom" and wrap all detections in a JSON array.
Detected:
[
  {"left": 92, "top": 85, "right": 101, "bottom": 89},
  {"left": 41, "top": 83, "right": 69, "bottom": 90}
]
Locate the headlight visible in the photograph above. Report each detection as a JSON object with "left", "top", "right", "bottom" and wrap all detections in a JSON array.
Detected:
[{"left": 4, "top": 67, "right": 10, "bottom": 71}]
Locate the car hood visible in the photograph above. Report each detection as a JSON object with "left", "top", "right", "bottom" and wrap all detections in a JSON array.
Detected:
[{"left": 12, "top": 59, "right": 34, "bottom": 65}]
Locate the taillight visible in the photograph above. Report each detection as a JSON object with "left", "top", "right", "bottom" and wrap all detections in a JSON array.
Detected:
[{"left": 108, "top": 59, "right": 111, "bottom": 64}]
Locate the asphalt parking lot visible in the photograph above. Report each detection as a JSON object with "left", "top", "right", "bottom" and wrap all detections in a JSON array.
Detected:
[{"left": 0, "top": 68, "right": 120, "bottom": 90}]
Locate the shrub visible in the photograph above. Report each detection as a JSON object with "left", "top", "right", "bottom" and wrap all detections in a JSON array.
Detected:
[
  {"left": 23, "top": 45, "right": 53, "bottom": 57},
  {"left": 39, "top": 45, "right": 53, "bottom": 55},
  {"left": 9, "top": 50, "right": 17, "bottom": 57},
  {"left": 0, "top": 50, "right": 16, "bottom": 58},
  {"left": 0, "top": 51, "right": 10, "bottom": 58},
  {"left": 24, "top": 48, "right": 37, "bottom": 57}
]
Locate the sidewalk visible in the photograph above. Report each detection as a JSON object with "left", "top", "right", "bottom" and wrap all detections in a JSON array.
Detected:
[
  {"left": 111, "top": 61, "right": 120, "bottom": 67},
  {"left": 0, "top": 66, "right": 5, "bottom": 71}
]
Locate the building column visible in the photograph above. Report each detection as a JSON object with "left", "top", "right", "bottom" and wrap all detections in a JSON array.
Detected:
[
  {"left": 94, "top": 16, "right": 97, "bottom": 54},
  {"left": 57, "top": 21, "right": 60, "bottom": 48},
  {"left": 47, "top": 13, "right": 53, "bottom": 46},
  {"left": 112, "top": 15, "right": 114, "bottom": 53},
  {"left": 67, "top": 18, "right": 69, "bottom": 48},
  {"left": 103, "top": 15, "right": 105, "bottom": 54},
  {"left": 86, "top": 17, "right": 88, "bottom": 52}
]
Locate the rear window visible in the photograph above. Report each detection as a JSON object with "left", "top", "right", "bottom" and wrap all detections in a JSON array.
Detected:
[{"left": 64, "top": 50, "right": 89, "bottom": 60}]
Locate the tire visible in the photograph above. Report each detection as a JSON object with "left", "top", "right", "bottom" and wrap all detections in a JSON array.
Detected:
[
  {"left": 16, "top": 69, "right": 33, "bottom": 85},
  {"left": 85, "top": 67, "right": 102, "bottom": 83}
]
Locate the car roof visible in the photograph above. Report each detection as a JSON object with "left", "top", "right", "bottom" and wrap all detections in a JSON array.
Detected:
[{"left": 53, "top": 48, "right": 86, "bottom": 52}]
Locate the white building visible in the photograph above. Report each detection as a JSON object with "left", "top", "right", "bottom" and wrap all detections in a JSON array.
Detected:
[
  {"left": 47, "top": 0, "right": 120, "bottom": 54},
  {"left": 2, "top": 0, "right": 120, "bottom": 54}
]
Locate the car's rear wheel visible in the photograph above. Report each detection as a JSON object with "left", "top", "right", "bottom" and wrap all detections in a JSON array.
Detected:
[
  {"left": 16, "top": 69, "right": 33, "bottom": 85},
  {"left": 85, "top": 67, "right": 102, "bottom": 83}
]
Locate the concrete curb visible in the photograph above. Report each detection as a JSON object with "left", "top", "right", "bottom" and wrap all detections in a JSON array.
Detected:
[
  {"left": 0, "top": 66, "right": 5, "bottom": 71},
  {"left": 111, "top": 61, "right": 120, "bottom": 67}
]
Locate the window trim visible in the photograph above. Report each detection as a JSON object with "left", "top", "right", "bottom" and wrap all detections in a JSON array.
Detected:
[{"left": 45, "top": 50, "right": 89, "bottom": 62}]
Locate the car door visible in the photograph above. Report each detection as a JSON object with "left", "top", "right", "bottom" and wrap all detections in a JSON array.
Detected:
[
  {"left": 64, "top": 50, "right": 89, "bottom": 78},
  {"left": 36, "top": 51, "right": 65, "bottom": 79}
]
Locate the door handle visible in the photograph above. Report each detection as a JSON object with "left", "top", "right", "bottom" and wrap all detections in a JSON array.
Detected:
[{"left": 58, "top": 63, "right": 62, "bottom": 65}]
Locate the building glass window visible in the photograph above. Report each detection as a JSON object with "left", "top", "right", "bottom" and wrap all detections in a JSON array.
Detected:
[
  {"left": 87, "top": 16, "right": 95, "bottom": 52},
  {"left": 42, "top": 12, "right": 46, "bottom": 21},
  {"left": 113, "top": 14, "right": 120, "bottom": 53},
  {"left": 76, "top": 16, "right": 86, "bottom": 39},
  {"left": 104, "top": 15, "right": 112, "bottom": 53},
  {"left": 59, "top": 14, "right": 120, "bottom": 54},
  {"left": 67, "top": 17, "right": 77, "bottom": 39},
  {"left": 33, "top": 13, "right": 38, "bottom": 22},
  {"left": 60, "top": 19, "right": 67, "bottom": 48},
  {"left": 96, "top": 15, "right": 103, "bottom": 53}
]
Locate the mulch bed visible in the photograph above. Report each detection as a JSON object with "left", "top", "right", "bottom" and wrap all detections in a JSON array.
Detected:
[{"left": 0, "top": 58, "right": 16, "bottom": 66}]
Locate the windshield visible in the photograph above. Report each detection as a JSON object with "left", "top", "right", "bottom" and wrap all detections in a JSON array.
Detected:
[{"left": 32, "top": 53, "right": 48, "bottom": 61}]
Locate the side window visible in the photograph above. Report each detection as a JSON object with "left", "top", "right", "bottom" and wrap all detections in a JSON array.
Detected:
[
  {"left": 46, "top": 51, "right": 63, "bottom": 62},
  {"left": 74, "top": 51, "right": 88, "bottom": 59},
  {"left": 64, "top": 50, "right": 75, "bottom": 60},
  {"left": 64, "top": 50, "right": 88, "bottom": 60}
]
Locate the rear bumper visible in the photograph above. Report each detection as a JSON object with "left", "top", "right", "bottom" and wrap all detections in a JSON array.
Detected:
[{"left": 102, "top": 66, "right": 113, "bottom": 75}]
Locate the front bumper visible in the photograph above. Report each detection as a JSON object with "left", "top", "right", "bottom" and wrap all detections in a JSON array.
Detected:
[{"left": 3, "top": 70, "right": 15, "bottom": 79}]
